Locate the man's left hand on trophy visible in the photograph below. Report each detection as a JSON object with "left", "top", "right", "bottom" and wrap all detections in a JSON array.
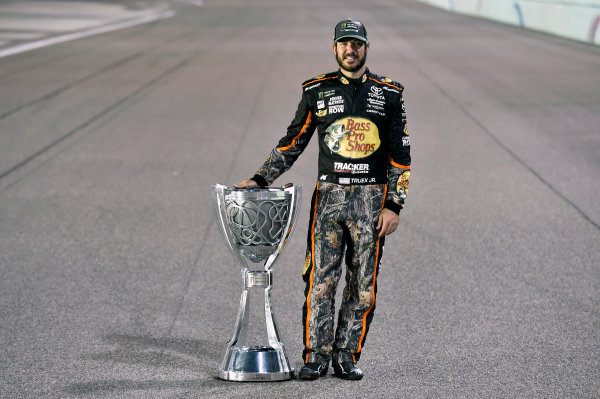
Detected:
[{"left": 234, "top": 179, "right": 259, "bottom": 189}]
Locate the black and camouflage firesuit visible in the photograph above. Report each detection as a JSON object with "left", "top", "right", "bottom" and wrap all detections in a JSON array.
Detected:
[{"left": 250, "top": 68, "right": 411, "bottom": 365}]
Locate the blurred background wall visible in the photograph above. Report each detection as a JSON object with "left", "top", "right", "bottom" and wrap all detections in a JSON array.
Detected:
[{"left": 413, "top": 0, "right": 600, "bottom": 46}]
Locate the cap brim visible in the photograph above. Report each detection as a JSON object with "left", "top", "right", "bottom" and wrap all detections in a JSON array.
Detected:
[{"left": 334, "top": 34, "right": 367, "bottom": 43}]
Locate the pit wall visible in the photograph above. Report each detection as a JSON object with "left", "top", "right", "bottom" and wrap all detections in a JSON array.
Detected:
[{"left": 413, "top": 0, "right": 600, "bottom": 46}]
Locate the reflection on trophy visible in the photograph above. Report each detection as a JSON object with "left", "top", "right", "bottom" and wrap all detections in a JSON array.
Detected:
[{"left": 211, "top": 183, "right": 302, "bottom": 381}]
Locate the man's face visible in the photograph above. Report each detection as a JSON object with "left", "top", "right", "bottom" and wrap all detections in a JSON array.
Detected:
[{"left": 334, "top": 38, "right": 368, "bottom": 73}]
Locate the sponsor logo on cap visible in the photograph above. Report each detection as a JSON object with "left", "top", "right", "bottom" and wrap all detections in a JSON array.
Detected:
[{"left": 341, "top": 22, "right": 360, "bottom": 32}]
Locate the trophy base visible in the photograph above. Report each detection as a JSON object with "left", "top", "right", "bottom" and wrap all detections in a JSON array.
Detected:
[{"left": 218, "top": 345, "right": 294, "bottom": 382}]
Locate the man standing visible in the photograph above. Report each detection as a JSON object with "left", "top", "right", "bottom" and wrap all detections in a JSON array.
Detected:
[{"left": 235, "top": 19, "right": 411, "bottom": 380}]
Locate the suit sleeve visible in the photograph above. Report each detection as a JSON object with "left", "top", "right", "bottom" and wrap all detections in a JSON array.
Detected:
[
  {"left": 252, "top": 90, "right": 317, "bottom": 186},
  {"left": 385, "top": 89, "right": 411, "bottom": 214}
]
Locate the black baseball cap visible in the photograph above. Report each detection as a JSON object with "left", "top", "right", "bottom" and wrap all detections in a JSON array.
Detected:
[{"left": 334, "top": 19, "right": 368, "bottom": 43}]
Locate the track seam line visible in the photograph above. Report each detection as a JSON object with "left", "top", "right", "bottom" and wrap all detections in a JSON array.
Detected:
[
  {"left": 0, "top": 54, "right": 198, "bottom": 191},
  {"left": 0, "top": 52, "right": 143, "bottom": 122},
  {"left": 425, "top": 77, "right": 599, "bottom": 231}
]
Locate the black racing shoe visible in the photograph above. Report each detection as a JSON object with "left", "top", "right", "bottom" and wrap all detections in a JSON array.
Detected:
[
  {"left": 298, "top": 362, "right": 329, "bottom": 380},
  {"left": 332, "top": 361, "right": 363, "bottom": 380},
  {"left": 332, "top": 350, "right": 363, "bottom": 380}
]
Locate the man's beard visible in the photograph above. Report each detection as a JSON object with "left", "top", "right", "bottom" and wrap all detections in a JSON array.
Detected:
[{"left": 336, "top": 50, "right": 367, "bottom": 72}]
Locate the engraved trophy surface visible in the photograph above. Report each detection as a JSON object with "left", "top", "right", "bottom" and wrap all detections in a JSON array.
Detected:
[{"left": 211, "top": 183, "right": 302, "bottom": 381}]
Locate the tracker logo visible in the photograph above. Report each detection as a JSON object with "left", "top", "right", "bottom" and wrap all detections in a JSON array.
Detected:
[{"left": 334, "top": 162, "right": 370, "bottom": 174}]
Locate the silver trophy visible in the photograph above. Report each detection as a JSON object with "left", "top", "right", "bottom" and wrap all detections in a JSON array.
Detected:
[{"left": 211, "top": 183, "right": 302, "bottom": 381}]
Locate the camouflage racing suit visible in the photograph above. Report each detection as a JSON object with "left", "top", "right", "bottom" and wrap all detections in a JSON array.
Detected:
[{"left": 250, "top": 69, "right": 411, "bottom": 364}]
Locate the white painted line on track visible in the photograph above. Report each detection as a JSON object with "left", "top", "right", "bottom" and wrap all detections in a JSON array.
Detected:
[
  {"left": 176, "top": 0, "right": 204, "bottom": 6},
  {"left": 0, "top": 9, "right": 176, "bottom": 59}
]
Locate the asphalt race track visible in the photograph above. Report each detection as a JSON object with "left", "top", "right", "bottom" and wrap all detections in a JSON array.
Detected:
[{"left": 1, "top": 0, "right": 598, "bottom": 398}]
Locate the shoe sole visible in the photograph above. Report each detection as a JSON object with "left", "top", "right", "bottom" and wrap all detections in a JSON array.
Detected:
[
  {"left": 335, "top": 374, "right": 363, "bottom": 380},
  {"left": 333, "top": 366, "right": 363, "bottom": 380},
  {"left": 298, "top": 366, "right": 328, "bottom": 380},
  {"left": 299, "top": 374, "right": 319, "bottom": 380}
]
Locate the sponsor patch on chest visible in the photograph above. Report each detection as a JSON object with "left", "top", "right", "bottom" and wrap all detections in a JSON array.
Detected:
[
  {"left": 334, "top": 162, "right": 370, "bottom": 174},
  {"left": 328, "top": 104, "right": 344, "bottom": 114},
  {"left": 328, "top": 96, "right": 344, "bottom": 105},
  {"left": 324, "top": 117, "right": 380, "bottom": 159}
]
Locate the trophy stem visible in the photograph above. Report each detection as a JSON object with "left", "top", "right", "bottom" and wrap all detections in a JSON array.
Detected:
[
  {"left": 218, "top": 268, "right": 294, "bottom": 381},
  {"left": 229, "top": 269, "right": 251, "bottom": 343},
  {"left": 264, "top": 286, "right": 282, "bottom": 349}
]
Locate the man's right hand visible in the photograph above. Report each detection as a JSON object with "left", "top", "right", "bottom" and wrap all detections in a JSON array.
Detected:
[{"left": 234, "top": 179, "right": 259, "bottom": 189}]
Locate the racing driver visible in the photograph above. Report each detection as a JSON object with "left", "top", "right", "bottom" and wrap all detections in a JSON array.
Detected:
[{"left": 235, "top": 19, "right": 411, "bottom": 380}]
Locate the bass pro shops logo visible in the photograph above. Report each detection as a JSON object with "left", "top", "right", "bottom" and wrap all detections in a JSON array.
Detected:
[{"left": 324, "top": 117, "right": 380, "bottom": 159}]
